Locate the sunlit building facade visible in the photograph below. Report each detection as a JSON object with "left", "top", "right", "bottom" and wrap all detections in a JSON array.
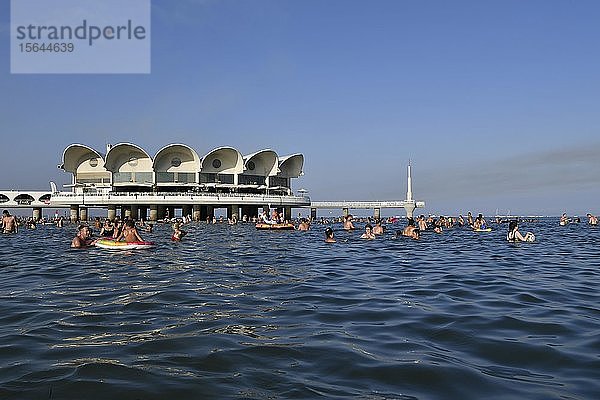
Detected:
[{"left": 55, "top": 143, "right": 308, "bottom": 221}]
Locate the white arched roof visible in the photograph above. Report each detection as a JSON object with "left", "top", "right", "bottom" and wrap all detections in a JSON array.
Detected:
[
  {"left": 199, "top": 146, "right": 244, "bottom": 173},
  {"left": 104, "top": 143, "right": 153, "bottom": 172},
  {"left": 278, "top": 154, "right": 304, "bottom": 178},
  {"left": 243, "top": 149, "right": 279, "bottom": 176},
  {"left": 153, "top": 143, "right": 201, "bottom": 172},
  {"left": 60, "top": 144, "right": 104, "bottom": 173}
]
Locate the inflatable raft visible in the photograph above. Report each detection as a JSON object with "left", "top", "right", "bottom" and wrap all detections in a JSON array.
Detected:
[
  {"left": 473, "top": 228, "right": 492, "bottom": 232},
  {"left": 95, "top": 238, "right": 154, "bottom": 250},
  {"left": 255, "top": 223, "right": 295, "bottom": 230}
]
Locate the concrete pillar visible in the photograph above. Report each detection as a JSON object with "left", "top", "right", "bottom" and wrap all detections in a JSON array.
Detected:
[
  {"left": 32, "top": 207, "right": 42, "bottom": 221},
  {"left": 149, "top": 205, "right": 158, "bottom": 221},
  {"left": 70, "top": 205, "right": 79, "bottom": 223},
  {"left": 158, "top": 205, "right": 167, "bottom": 220},
  {"left": 227, "top": 205, "right": 239, "bottom": 220},
  {"left": 374, "top": 208, "right": 381, "bottom": 220},
  {"left": 310, "top": 207, "right": 317, "bottom": 220},
  {"left": 241, "top": 206, "right": 255, "bottom": 220},
  {"left": 342, "top": 207, "right": 349, "bottom": 218},
  {"left": 123, "top": 205, "right": 132, "bottom": 219},
  {"left": 206, "top": 205, "right": 214, "bottom": 219},
  {"left": 139, "top": 206, "right": 147, "bottom": 221},
  {"left": 283, "top": 206, "right": 292, "bottom": 222},
  {"left": 130, "top": 205, "right": 139, "bottom": 220},
  {"left": 193, "top": 204, "right": 201, "bottom": 221},
  {"left": 404, "top": 202, "right": 416, "bottom": 219},
  {"left": 79, "top": 207, "right": 88, "bottom": 221},
  {"left": 183, "top": 205, "right": 192, "bottom": 219},
  {"left": 167, "top": 206, "right": 175, "bottom": 219},
  {"left": 107, "top": 205, "right": 116, "bottom": 221}
]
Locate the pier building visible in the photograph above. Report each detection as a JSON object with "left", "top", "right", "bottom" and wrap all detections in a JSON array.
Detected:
[
  {"left": 52, "top": 143, "right": 308, "bottom": 222},
  {"left": 1, "top": 145, "right": 424, "bottom": 222}
]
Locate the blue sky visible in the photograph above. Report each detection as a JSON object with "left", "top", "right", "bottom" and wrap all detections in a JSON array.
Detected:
[{"left": 1, "top": 0, "right": 599, "bottom": 216}]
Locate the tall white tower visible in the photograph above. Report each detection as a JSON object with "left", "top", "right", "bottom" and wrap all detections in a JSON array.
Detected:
[
  {"left": 404, "top": 161, "right": 416, "bottom": 218},
  {"left": 406, "top": 161, "right": 413, "bottom": 202}
]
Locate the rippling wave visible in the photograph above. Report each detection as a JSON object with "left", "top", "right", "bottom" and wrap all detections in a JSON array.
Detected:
[{"left": 0, "top": 218, "right": 599, "bottom": 399}]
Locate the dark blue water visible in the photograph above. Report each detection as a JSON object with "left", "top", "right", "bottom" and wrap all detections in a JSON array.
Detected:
[{"left": 0, "top": 218, "right": 598, "bottom": 399}]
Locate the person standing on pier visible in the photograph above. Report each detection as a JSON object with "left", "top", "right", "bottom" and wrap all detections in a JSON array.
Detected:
[{"left": 2, "top": 210, "right": 18, "bottom": 234}]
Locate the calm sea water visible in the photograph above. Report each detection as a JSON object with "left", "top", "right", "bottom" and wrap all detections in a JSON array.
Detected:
[{"left": 0, "top": 218, "right": 598, "bottom": 399}]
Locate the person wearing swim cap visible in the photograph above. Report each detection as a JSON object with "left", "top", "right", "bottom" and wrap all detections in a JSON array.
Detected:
[{"left": 324, "top": 227, "right": 336, "bottom": 243}]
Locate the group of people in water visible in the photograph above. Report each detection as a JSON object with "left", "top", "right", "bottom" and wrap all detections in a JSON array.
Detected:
[
  {"left": 320, "top": 211, "right": 598, "bottom": 243},
  {"left": 2, "top": 208, "right": 599, "bottom": 248},
  {"left": 560, "top": 213, "right": 598, "bottom": 226},
  {"left": 71, "top": 219, "right": 148, "bottom": 248}
]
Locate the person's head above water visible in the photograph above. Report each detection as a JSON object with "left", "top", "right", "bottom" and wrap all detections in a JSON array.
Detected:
[
  {"left": 325, "top": 227, "right": 334, "bottom": 238},
  {"left": 2, "top": 210, "right": 9, "bottom": 216},
  {"left": 508, "top": 220, "right": 518, "bottom": 232}
]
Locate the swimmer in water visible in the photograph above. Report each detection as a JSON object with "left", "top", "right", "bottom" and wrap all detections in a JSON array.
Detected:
[
  {"left": 343, "top": 215, "right": 356, "bottom": 230},
  {"left": 372, "top": 219, "right": 384, "bottom": 235},
  {"left": 2, "top": 210, "right": 18, "bottom": 234},
  {"left": 473, "top": 214, "right": 487, "bottom": 230},
  {"left": 361, "top": 224, "right": 375, "bottom": 240},
  {"left": 587, "top": 213, "right": 598, "bottom": 226},
  {"left": 71, "top": 225, "right": 95, "bottom": 248},
  {"left": 506, "top": 220, "right": 534, "bottom": 242},
  {"left": 409, "top": 228, "right": 421, "bottom": 240},
  {"left": 402, "top": 218, "right": 417, "bottom": 237},
  {"left": 559, "top": 213, "right": 569, "bottom": 226},
  {"left": 418, "top": 215, "right": 428, "bottom": 231},
  {"left": 324, "top": 227, "right": 336, "bottom": 243},
  {"left": 116, "top": 220, "right": 144, "bottom": 242},
  {"left": 298, "top": 218, "right": 310, "bottom": 231},
  {"left": 171, "top": 222, "right": 186, "bottom": 241}
]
